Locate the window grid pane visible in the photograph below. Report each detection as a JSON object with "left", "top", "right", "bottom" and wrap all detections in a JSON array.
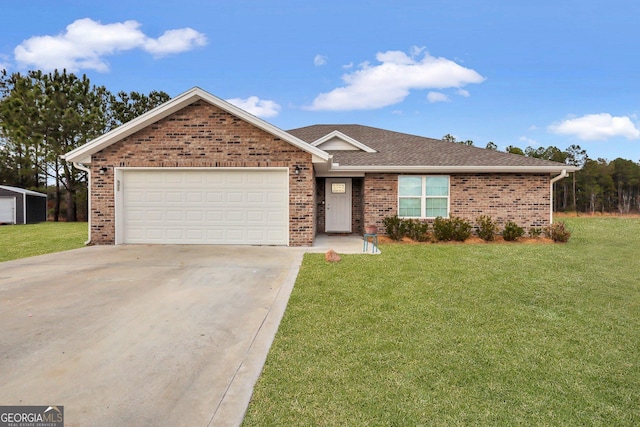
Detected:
[
  {"left": 425, "top": 176, "right": 449, "bottom": 196},
  {"left": 399, "top": 176, "right": 423, "bottom": 197},
  {"left": 399, "top": 198, "right": 421, "bottom": 217},
  {"left": 425, "top": 197, "right": 448, "bottom": 217}
]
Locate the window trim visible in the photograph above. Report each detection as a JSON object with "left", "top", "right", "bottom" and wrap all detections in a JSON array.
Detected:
[{"left": 398, "top": 175, "right": 450, "bottom": 219}]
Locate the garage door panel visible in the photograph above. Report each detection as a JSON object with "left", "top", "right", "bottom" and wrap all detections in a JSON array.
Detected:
[
  {"left": 121, "top": 169, "right": 288, "bottom": 245},
  {"left": 206, "top": 192, "right": 223, "bottom": 202},
  {"left": 226, "top": 211, "right": 245, "bottom": 222},
  {"left": 165, "top": 192, "right": 182, "bottom": 203},
  {"left": 145, "top": 192, "right": 163, "bottom": 203},
  {"left": 186, "top": 192, "right": 203, "bottom": 202},
  {"left": 247, "top": 211, "right": 265, "bottom": 222},
  {"left": 147, "top": 211, "right": 163, "bottom": 222},
  {"left": 166, "top": 210, "right": 183, "bottom": 221}
]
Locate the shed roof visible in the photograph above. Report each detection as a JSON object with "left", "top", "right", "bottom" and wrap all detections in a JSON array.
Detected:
[{"left": 0, "top": 185, "right": 47, "bottom": 197}]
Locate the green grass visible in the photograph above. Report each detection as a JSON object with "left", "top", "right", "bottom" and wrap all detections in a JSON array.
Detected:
[
  {"left": 0, "top": 222, "right": 88, "bottom": 262},
  {"left": 243, "top": 217, "right": 640, "bottom": 426}
]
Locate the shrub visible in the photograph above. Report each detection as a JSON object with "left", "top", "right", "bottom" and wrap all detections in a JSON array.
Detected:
[
  {"left": 476, "top": 215, "right": 498, "bottom": 241},
  {"left": 382, "top": 215, "right": 407, "bottom": 241},
  {"left": 405, "top": 219, "right": 430, "bottom": 242},
  {"left": 528, "top": 227, "right": 542, "bottom": 238},
  {"left": 451, "top": 217, "right": 473, "bottom": 241},
  {"left": 545, "top": 221, "right": 571, "bottom": 242},
  {"left": 432, "top": 217, "right": 454, "bottom": 241},
  {"left": 433, "top": 217, "right": 472, "bottom": 242},
  {"left": 502, "top": 221, "right": 525, "bottom": 241}
]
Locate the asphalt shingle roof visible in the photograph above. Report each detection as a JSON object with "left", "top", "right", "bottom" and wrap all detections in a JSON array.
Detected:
[{"left": 288, "top": 124, "right": 567, "bottom": 168}]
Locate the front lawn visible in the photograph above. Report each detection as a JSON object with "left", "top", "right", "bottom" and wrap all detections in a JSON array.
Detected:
[
  {"left": 0, "top": 222, "right": 88, "bottom": 262},
  {"left": 243, "top": 217, "right": 640, "bottom": 426}
]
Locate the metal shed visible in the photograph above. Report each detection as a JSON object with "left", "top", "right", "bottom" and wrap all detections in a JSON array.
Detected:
[{"left": 0, "top": 185, "right": 48, "bottom": 224}]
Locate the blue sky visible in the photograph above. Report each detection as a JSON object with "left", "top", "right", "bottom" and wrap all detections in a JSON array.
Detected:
[{"left": 2, "top": 0, "right": 639, "bottom": 162}]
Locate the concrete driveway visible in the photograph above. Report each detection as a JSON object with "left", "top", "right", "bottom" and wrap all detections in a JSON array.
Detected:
[{"left": 0, "top": 245, "right": 304, "bottom": 426}]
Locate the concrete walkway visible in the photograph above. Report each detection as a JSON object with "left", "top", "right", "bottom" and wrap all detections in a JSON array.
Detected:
[{"left": 307, "top": 233, "right": 381, "bottom": 255}]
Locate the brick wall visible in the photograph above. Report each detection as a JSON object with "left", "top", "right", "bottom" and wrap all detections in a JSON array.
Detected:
[
  {"left": 363, "top": 173, "right": 398, "bottom": 235},
  {"left": 90, "top": 101, "right": 314, "bottom": 246},
  {"left": 363, "top": 173, "right": 551, "bottom": 235},
  {"left": 450, "top": 173, "right": 550, "bottom": 228}
]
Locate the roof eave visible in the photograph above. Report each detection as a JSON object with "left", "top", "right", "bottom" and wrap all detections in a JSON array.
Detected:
[
  {"left": 63, "top": 87, "right": 330, "bottom": 163},
  {"left": 328, "top": 165, "right": 580, "bottom": 173}
]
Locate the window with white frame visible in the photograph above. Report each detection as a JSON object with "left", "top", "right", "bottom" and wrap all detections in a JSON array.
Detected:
[{"left": 398, "top": 176, "right": 450, "bottom": 218}]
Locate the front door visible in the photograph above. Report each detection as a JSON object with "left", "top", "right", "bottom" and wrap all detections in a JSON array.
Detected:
[{"left": 325, "top": 178, "right": 352, "bottom": 232}]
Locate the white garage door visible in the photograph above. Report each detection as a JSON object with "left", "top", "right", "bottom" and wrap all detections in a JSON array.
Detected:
[{"left": 120, "top": 169, "right": 289, "bottom": 245}]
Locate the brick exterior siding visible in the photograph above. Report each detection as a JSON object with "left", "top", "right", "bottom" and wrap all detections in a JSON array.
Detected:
[
  {"left": 450, "top": 173, "right": 550, "bottom": 229},
  {"left": 363, "top": 173, "right": 551, "bottom": 235},
  {"left": 90, "top": 101, "right": 314, "bottom": 246}
]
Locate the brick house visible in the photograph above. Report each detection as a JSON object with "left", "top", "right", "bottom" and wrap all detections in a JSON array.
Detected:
[{"left": 63, "top": 87, "right": 576, "bottom": 246}]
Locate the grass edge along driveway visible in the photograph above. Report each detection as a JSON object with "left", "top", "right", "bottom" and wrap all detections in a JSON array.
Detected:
[
  {"left": 0, "top": 222, "right": 87, "bottom": 262},
  {"left": 243, "top": 217, "right": 640, "bottom": 426}
]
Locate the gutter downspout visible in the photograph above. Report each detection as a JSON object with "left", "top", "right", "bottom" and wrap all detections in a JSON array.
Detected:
[
  {"left": 73, "top": 162, "right": 92, "bottom": 245},
  {"left": 550, "top": 169, "right": 568, "bottom": 224}
]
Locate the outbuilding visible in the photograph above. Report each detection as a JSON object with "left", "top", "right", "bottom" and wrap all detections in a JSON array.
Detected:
[{"left": 0, "top": 185, "right": 48, "bottom": 224}]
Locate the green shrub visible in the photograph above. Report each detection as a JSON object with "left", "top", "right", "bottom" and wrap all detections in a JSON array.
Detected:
[
  {"left": 405, "top": 219, "right": 430, "bottom": 242},
  {"left": 476, "top": 215, "right": 498, "bottom": 241},
  {"left": 528, "top": 227, "right": 543, "bottom": 237},
  {"left": 433, "top": 217, "right": 454, "bottom": 241},
  {"left": 502, "top": 221, "right": 525, "bottom": 241},
  {"left": 382, "top": 215, "right": 407, "bottom": 241},
  {"left": 452, "top": 217, "right": 473, "bottom": 241},
  {"left": 545, "top": 221, "right": 571, "bottom": 242},
  {"left": 433, "top": 217, "right": 472, "bottom": 242}
]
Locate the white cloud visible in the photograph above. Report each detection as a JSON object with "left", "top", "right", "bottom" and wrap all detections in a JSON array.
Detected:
[
  {"left": 306, "top": 47, "right": 485, "bottom": 110},
  {"left": 427, "top": 92, "right": 450, "bottom": 103},
  {"left": 456, "top": 89, "right": 470, "bottom": 97},
  {"left": 226, "top": 96, "right": 281, "bottom": 118},
  {"left": 314, "top": 54, "right": 327, "bottom": 66},
  {"left": 143, "top": 28, "right": 207, "bottom": 57},
  {"left": 548, "top": 113, "right": 640, "bottom": 141},
  {"left": 342, "top": 62, "right": 354, "bottom": 69},
  {"left": 14, "top": 18, "right": 207, "bottom": 72}
]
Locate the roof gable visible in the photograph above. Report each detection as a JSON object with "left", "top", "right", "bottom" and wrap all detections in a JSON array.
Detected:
[
  {"left": 311, "top": 130, "right": 376, "bottom": 153},
  {"left": 63, "top": 87, "right": 330, "bottom": 164}
]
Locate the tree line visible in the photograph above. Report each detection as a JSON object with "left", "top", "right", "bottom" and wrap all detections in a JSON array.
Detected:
[
  {"left": 0, "top": 69, "right": 169, "bottom": 221},
  {"left": 443, "top": 134, "right": 640, "bottom": 214}
]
